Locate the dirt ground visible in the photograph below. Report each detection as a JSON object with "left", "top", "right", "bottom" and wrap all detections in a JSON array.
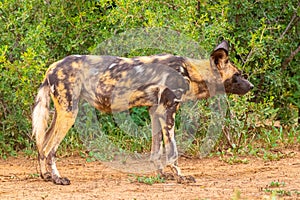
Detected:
[{"left": 1, "top": 150, "right": 300, "bottom": 200}]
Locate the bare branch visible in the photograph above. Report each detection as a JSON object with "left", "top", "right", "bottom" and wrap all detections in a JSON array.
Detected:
[
  {"left": 281, "top": 44, "right": 300, "bottom": 69},
  {"left": 243, "top": 47, "right": 255, "bottom": 65},
  {"left": 280, "top": 14, "right": 298, "bottom": 40},
  {"left": 222, "top": 127, "right": 234, "bottom": 149},
  {"left": 280, "top": 2, "right": 300, "bottom": 40}
]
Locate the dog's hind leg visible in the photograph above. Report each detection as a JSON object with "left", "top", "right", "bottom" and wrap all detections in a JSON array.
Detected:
[
  {"left": 36, "top": 112, "right": 57, "bottom": 182},
  {"left": 40, "top": 93, "right": 79, "bottom": 185},
  {"left": 43, "top": 109, "right": 78, "bottom": 185}
]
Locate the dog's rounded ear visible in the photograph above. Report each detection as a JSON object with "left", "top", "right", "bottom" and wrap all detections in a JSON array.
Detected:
[
  {"left": 211, "top": 40, "right": 229, "bottom": 66},
  {"left": 214, "top": 40, "right": 229, "bottom": 53}
]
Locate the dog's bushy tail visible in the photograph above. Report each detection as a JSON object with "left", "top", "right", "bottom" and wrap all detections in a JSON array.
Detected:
[{"left": 32, "top": 79, "right": 50, "bottom": 139}]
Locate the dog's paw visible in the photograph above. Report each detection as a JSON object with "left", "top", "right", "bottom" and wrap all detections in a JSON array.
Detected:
[
  {"left": 160, "top": 172, "right": 176, "bottom": 180},
  {"left": 41, "top": 172, "right": 52, "bottom": 182},
  {"left": 176, "top": 175, "right": 196, "bottom": 184},
  {"left": 52, "top": 176, "right": 71, "bottom": 185}
]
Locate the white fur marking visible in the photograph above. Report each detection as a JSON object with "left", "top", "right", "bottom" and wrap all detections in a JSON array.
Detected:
[
  {"left": 134, "top": 65, "right": 145, "bottom": 73},
  {"left": 50, "top": 85, "right": 55, "bottom": 93},
  {"left": 108, "top": 63, "right": 117, "bottom": 69},
  {"left": 179, "top": 66, "right": 185, "bottom": 73},
  {"left": 32, "top": 86, "right": 50, "bottom": 137},
  {"left": 90, "top": 68, "right": 99, "bottom": 75},
  {"left": 51, "top": 160, "right": 61, "bottom": 177}
]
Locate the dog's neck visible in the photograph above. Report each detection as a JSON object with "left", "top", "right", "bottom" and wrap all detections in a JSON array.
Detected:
[{"left": 183, "top": 58, "right": 224, "bottom": 101}]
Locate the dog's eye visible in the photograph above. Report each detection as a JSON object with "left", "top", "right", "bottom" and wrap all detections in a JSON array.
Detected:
[
  {"left": 242, "top": 74, "right": 248, "bottom": 79},
  {"left": 234, "top": 72, "right": 240, "bottom": 76}
]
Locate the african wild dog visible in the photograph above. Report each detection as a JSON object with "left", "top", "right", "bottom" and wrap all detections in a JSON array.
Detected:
[{"left": 32, "top": 40, "right": 253, "bottom": 185}]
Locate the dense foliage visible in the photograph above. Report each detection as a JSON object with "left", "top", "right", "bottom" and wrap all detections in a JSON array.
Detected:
[{"left": 0, "top": 0, "right": 299, "bottom": 158}]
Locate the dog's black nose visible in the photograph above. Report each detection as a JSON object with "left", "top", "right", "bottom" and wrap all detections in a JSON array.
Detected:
[{"left": 249, "top": 83, "right": 254, "bottom": 90}]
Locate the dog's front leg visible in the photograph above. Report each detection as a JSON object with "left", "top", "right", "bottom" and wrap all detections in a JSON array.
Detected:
[
  {"left": 149, "top": 102, "right": 181, "bottom": 178},
  {"left": 158, "top": 100, "right": 180, "bottom": 178},
  {"left": 149, "top": 106, "right": 164, "bottom": 173},
  {"left": 157, "top": 88, "right": 196, "bottom": 183},
  {"left": 161, "top": 104, "right": 196, "bottom": 183}
]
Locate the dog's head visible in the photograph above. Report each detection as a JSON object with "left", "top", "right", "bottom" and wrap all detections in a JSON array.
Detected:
[{"left": 210, "top": 40, "right": 254, "bottom": 95}]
